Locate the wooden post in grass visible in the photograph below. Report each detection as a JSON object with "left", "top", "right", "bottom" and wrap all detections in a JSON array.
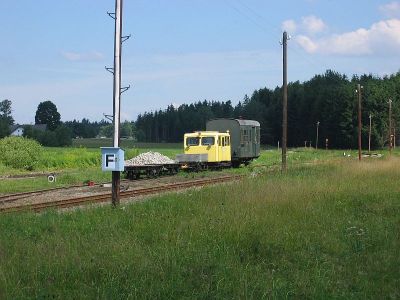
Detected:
[
  {"left": 369, "top": 114, "right": 372, "bottom": 153},
  {"left": 281, "top": 31, "right": 289, "bottom": 172},
  {"left": 356, "top": 84, "right": 363, "bottom": 161},
  {"left": 388, "top": 99, "right": 393, "bottom": 156}
]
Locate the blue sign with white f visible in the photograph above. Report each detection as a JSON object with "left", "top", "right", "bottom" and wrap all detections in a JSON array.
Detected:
[{"left": 101, "top": 147, "right": 124, "bottom": 171}]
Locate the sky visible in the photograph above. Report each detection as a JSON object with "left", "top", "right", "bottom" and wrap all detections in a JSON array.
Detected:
[{"left": 0, "top": 0, "right": 399, "bottom": 124}]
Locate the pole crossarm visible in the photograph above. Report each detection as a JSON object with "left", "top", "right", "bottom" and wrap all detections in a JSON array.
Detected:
[
  {"left": 107, "top": 12, "right": 116, "bottom": 19},
  {"left": 105, "top": 66, "right": 115, "bottom": 75},
  {"left": 120, "top": 85, "right": 131, "bottom": 94},
  {"left": 103, "top": 113, "right": 114, "bottom": 122},
  {"left": 121, "top": 34, "right": 131, "bottom": 43}
]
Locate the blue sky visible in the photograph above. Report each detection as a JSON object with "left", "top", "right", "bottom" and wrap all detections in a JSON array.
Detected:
[{"left": 1, "top": 0, "right": 399, "bottom": 124}]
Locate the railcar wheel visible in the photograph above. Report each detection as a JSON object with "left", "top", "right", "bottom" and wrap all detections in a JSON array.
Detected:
[{"left": 232, "top": 161, "right": 240, "bottom": 168}]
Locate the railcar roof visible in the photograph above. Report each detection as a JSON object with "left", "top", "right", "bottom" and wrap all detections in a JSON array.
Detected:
[
  {"left": 208, "top": 118, "right": 260, "bottom": 127},
  {"left": 185, "top": 131, "right": 229, "bottom": 135}
]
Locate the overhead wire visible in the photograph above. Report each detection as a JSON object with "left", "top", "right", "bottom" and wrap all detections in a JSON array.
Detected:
[{"left": 221, "top": 0, "right": 332, "bottom": 77}]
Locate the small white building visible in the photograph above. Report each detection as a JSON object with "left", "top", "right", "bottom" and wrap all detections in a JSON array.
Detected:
[
  {"left": 9, "top": 124, "right": 47, "bottom": 136},
  {"left": 10, "top": 125, "right": 24, "bottom": 136}
]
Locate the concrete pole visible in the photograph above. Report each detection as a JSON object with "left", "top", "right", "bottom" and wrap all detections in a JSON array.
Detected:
[{"left": 112, "top": 0, "right": 123, "bottom": 206}]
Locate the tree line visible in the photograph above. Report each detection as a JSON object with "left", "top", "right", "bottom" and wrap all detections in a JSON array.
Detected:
[
  {"left": 0, "top": 99, "right": 135, "bottom": 146},
  {"left": 2, "top": 69, "right": 399, "bottom": 149},
  {"left": 135, "top": 70, "right": 400, "bottom": 149}
]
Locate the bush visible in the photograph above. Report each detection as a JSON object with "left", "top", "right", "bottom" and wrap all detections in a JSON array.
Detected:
[
  {"left": 0, "top": 137, "right": 43, "bottom": 170},
  {"left": 23, "top": 125, "right": 72, "bottom": 147}
]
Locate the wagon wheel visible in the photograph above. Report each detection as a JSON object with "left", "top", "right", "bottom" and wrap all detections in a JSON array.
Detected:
[
  {"left": 169, "top": 167, "right": 178, "bottom": 175},
  {"left": 147, "top": 168, "right": 159, "bottom": 178}
]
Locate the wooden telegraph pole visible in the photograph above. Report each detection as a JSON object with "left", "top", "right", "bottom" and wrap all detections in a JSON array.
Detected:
[
  {"left": 357, "top": 84, "right": 363, "bottom": 161},
  {"left": 316, "top": 121, "right": 320, "bottom": 150},
  {"left": 388, "top": 99, "right": 393, "bottom": 155},
  {"left": 368, "top": 114, "right": 372, "bottom": 153},
  {"left": 281, "top": 31, "right": 289, "bottom": 172}
]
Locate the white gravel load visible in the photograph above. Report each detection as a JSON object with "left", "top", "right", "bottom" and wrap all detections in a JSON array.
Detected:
[{"left": 125, "top": 151, "right": 176, "bottom": 166}]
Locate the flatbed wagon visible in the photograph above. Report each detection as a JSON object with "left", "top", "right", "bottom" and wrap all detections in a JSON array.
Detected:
[{"left": 124, "top": 163, "right": 181, "bottom": 180}]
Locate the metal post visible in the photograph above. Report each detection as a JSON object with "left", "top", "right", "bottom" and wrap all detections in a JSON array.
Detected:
[
  {"left": 368, "top": 114, "right": 372, "bottom": 153},
  {"left": 388, "top": 99, "right": 392, "bottom": 155},
  {"left": 357, "top": 84, "right": 362, "bottom": 161},
  {"left": 316, "top": 121, "right": 320, "bottom": 150},
  {"left": 112, "top": 0, "right": 123, "bottom": 206},
  {"left": 281, "top": 31, "right": 288, "bottom": 172}
]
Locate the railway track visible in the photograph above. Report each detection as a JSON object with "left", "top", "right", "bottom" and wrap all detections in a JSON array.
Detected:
[
  {"left": 0, "top": 175, "right": 242, "bottom": 213},
  {"left": 0, "top": 158, "right": 344, "bottom": 206},
  {"left": 0, "top": 179, "right": 133, "bottom": 205}
]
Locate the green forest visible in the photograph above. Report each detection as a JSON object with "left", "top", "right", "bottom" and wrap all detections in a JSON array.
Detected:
[{"left": 135, "top": 70, "right": 400, "bottom": 149}]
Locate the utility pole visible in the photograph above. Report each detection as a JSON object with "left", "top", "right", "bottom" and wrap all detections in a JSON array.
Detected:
[
  {"left": 316, "top": 121, "right": 320, "bottom": 150},
  {"left": 281, "top": 31, "right": 289, "bottom": 172},
  {"left": 394, "top": 126, "right": 396, "bottom": 149},
  {"left": 107, "top": 0, "right": 130, "bottom": 206},
  {"left": 368, "top": 114, "right": 372, "bottom": 153},
  {"left": 388, "top": 99, "right": 393, "bottom": 155},
  {"left": 356, "top": 84, "right": 363, "bottom": 161}
]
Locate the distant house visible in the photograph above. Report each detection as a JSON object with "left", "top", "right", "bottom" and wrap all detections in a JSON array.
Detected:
[
  {"left": 9, "top": 124, "right": 47, "bottom": 136},
  {"left": 10, "top": 125, "right": 24, "bottom": 136}
]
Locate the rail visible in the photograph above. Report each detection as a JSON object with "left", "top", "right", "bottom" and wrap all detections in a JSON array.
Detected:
[{"left": 0, "top": 175, "right": 243, "bottom": 213}]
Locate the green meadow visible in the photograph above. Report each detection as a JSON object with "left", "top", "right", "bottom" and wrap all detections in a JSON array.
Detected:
[
  {"left": 0, "top": 141, "right": 182, "bottom": 194},
  {"left": 0, "top": 154, "right": 399, "bottom": 298}
]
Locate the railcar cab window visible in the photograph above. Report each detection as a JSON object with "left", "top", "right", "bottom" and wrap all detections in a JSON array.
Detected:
[
  {"left": 241, "top": 129, "right": 249, "bottom": 142},
  {"left": 201, "top": 137, "right": 215, "bottom": 146},
  {"left": 186, "top": 137, "right": 200, "bottom": 146}
]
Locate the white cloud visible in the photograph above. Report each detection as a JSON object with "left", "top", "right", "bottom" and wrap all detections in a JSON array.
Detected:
[
  {"left": 61, "top": 51, "right": 104, "bottom": 62},
  {"left": 282, "top": 19, "right": 297, "bottom": 33},
  {"left": 301, "top": 15, "right": 326, "bottom": 34},
  {"left": 296, "top": 18, "right": 400, "bottom": 55},
  {"left": 296, "top": 35, "right": 318, "bottom": 53},
  {"left": 380, "top": 1, "right": 400, "bottom": 18}
]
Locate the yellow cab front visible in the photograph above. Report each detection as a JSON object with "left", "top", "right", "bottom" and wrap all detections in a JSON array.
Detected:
[{"left": 184, "top": 131, "right": 231, "bottom": 163}]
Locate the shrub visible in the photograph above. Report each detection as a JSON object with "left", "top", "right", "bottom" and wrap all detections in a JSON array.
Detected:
[{"left": 0, "top": 136, "right": 43, "bottom": 170}]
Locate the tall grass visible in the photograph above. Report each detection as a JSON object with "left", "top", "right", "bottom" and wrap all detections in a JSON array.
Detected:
[{"left": 0, "top": 159, "right": 399, "bottom": 298}]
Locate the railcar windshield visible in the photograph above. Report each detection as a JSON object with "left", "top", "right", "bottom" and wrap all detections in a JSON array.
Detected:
[
  {"left": 201, "top": 137, "right": 215, "bottom": 146},
  {"left": 186, "top": 137, "right": 200, "bottom": 146}
]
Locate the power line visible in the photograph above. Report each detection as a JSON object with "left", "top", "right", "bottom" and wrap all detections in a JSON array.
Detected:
[{"left": 221, "top": 0, "right": 331, "bottom": 76}]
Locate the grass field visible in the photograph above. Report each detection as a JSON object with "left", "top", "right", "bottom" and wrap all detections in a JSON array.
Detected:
[
  {"left": 0, "top": 142, "right": 182, "bottom": 193},
  {"left": 0, "top": 156, "right": 399, "bottom": 298},
  {"left": 0, "top": 141, "right": 396, "bottom": 194}
]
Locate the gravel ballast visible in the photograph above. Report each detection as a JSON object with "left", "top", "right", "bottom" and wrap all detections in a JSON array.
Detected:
[{"left": 124, "top": 151, "right": 175, "bottom": 166}]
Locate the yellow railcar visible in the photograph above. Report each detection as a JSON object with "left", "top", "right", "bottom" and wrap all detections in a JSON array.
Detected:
[{"left": 176, "top": 131, "right": 231, "bottom": 166}]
